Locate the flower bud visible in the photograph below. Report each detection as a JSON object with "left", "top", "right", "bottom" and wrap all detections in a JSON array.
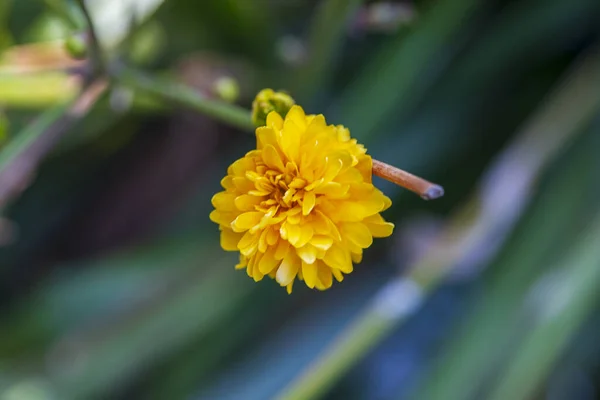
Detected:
[
  {"left": 251, "top": 89, "right": 295, "bottom": 127},
  {"left": 64, "top": 34, "right": 88, "bottom": 60},
  {"left": 214, "top": 76, "right": 240, "bottom": 103}
]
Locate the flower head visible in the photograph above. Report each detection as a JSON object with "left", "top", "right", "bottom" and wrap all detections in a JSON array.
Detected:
[{"left": 210, "top": 105, "right": 394, "bottom": 293}]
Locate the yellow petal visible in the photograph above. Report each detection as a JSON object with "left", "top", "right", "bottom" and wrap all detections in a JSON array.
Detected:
[
  {"left": 276, "top": 252, "right": 300, "bottom": 286},
  {"left": 336, "top": 168, "right": 364, "bottom": 184},
  {"left": 286, "top": 209, "right": 302, "bottom": 224},
  {"left": 235, "top": 255, "right": 248, "bottom": 270},
  {"left": 297, "top": 244, "right": 317, "bottom": 264},
  {"left": 310, "top": 235, "right": 333, "bottom": 251},
  {"left": 231, "top": 212, "right": 263, "bottom": 232},
  {"left": 254, "top": 177, "right": 274, "bottom": 193},
  {"left": 220, "top": 176, "right": 234, "bottom": 190},
  {"left": 341, "top": 222, "right": 373, "bottom": 248},
  {"left": 266, "top": 227, "right": 279, "bottom": 246},
  {"left": 322, "top": 152, "right": 352, "bottom": 182},
  {"left": 285, "top": 105, "right": 307, "bottom": 129},
  {"left": 238, "top": 231, "right": 259, "bottom": 256},
  {"left": 368, "top": 222, "right": 394, "bottom": 237},
  {"left": 313, "top": 210, "right": 342, "bottom": 241},
  {"left": 313, "top": 182, "right": 349, "bottom": 198},
  {"left": 323, "top": 244, "right": 353, "bottom": 273},
  {"left": 286, "top": 281, "right": 294, "bottom": 294},
  {"left": 211, "top": 192, "right": 236, "bottom": 211},
  {"left": 230, "top": 157, "right": 255, "bottom": 176},
  {"left": 274, "top": 239, "right": 290, "bottom": 260},
  {"left": 328, "top": 195, "right": 385, "bottom": 222},
  {"left": 258, "top": 229, "right": 269, "bottom": 253},
  {"left": 316, "top": 263, "right": 333, "bottom": 290},
  {"left": 266, "top": 111, "right": 284, "bottom": 130},
  {"left": 332, "top": 268, "right": 344, "bottom": 282},
  {"left": 250, "top": 253, "right": 264, "bottom": 281},
  {"left": 302, "top": 191, "right": 316, "bottom": 216},
  {"left": 280, "top": 119, "right": 302, "bottom": 163},
  {"left": 232, "top": 177, "right": 255, "bottom": 193},
  {"left": 256, "top": 126, "right": 278, "bottom": 149},
  {"left": 209, "top": 210, "right": 236, "bottom": 226},
  {"left": 262, "top": 144, "right": 286, "bottom": 171},
  {"left": 351, "top": 251, "right": 363, "bottom": 263},
  {"left": 363, "top": 214, "right": 394, "bottom": 237},
  {"left": 234, "top": 194, "right": 263, "bottom": 212},
  {"left": 355, "top": 155, "right": 372, "bottom": 183},
  {"left": 220, "top": 228, "right": 243, "bottom": 251},
  {"left": 382, "top": 194, "right": 392, "bottom": 211},
  {"left": 259, "top": 247, "right": 280, "bottom": 274},
  {"left": 303, "top": 114, "right": 327, "bottom": 143},
  {"left": 302, "top": 261, "right": 318, "bottom": 288},
  {"left": 289, "top": 224, "right": 314, "bottom": 248}
]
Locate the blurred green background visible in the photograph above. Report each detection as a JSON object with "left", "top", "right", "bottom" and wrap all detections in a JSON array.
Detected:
[{"left": 1, "top": 1, "right": 600, "bottom": 399}]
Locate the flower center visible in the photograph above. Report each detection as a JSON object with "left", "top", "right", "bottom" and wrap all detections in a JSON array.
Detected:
[
  {"left": 248, "top": 164, "right": 310, "bottom": 217},
  {"left": 267, "top": 169, "right": 306, "bottom": 209}
]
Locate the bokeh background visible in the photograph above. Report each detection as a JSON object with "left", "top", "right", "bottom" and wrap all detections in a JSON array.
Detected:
[{"left": 2, "top": 1, "right": 600, "bottom": 399}]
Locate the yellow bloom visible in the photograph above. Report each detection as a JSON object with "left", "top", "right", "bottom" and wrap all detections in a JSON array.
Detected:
[{"left": 210, "top": 105, "right": 394, "bottom": 293}]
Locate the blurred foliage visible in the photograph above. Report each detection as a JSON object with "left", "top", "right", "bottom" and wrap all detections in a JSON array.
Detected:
[{"left": 1, "top": 1, "right": 600, "bottom": 400}]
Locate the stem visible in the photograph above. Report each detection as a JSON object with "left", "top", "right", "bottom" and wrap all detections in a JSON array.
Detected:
[
  {"left": 116, "top": 67, "right": 255, "bottom": 131},
  {"left": 75, "top": 0, "right": 106, "bottom": 75},
  {"left": 117, "top": 68, "right": 443, "bottom": 200},
  {"left": 372, "top": 159, "right": 444, "bottom": 200}
]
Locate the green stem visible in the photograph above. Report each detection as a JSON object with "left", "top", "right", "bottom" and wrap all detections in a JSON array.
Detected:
[
  {"left": 75, "top": 0, "right": 106, "bottom": 75},
  {"left": 116, "top": 67, "right": 254, "bottom": 131}
]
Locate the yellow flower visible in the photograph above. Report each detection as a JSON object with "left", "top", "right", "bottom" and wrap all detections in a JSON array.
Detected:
[{"left": 210, "top": 105, "right": 394, "bottom": 293}]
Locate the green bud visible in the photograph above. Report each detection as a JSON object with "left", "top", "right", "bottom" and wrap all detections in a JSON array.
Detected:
[
  {"left": 251, "top": 89, "right": 296, "bottom": 127},
  {"left": 214, "top": 77, "right": 240, "bottom": 103},
  {"left": 64, "top": 34, "right": 88, "bottom": 60}
]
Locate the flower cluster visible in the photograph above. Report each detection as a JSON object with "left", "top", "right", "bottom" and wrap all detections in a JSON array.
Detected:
[{"left": 210, "top": 105, "right": 394, "bottom": 293}]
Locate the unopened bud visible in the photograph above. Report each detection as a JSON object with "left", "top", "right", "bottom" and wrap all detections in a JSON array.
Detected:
[
  {"left": 251, "top": 89, "right": 295, "bottom": 127},
  {"left": 64, "top": 34, "right": 88, "bottom": 60},
  {"left": 214, "top": 76, "right": 240, "bottom": 103}
]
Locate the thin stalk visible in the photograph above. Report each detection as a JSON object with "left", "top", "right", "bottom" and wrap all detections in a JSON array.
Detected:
[
  {"left": 116, "top": 68, "right": 255, "bottom": 131},
  {"left": 117, "top": 69, "right": 441, "bottom": 198},
  {"left": 75, "top": 0, "right": 106, "bottom": 76}
]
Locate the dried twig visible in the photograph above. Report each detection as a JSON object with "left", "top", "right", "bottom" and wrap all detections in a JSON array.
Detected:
[{"left": 372, "top": 159, "right": 444, "bottom": 200}]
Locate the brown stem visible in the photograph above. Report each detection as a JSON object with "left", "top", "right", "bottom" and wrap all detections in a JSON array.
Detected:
[{"left": 372, "top": 159, "right": 444, "bottom": 200}]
